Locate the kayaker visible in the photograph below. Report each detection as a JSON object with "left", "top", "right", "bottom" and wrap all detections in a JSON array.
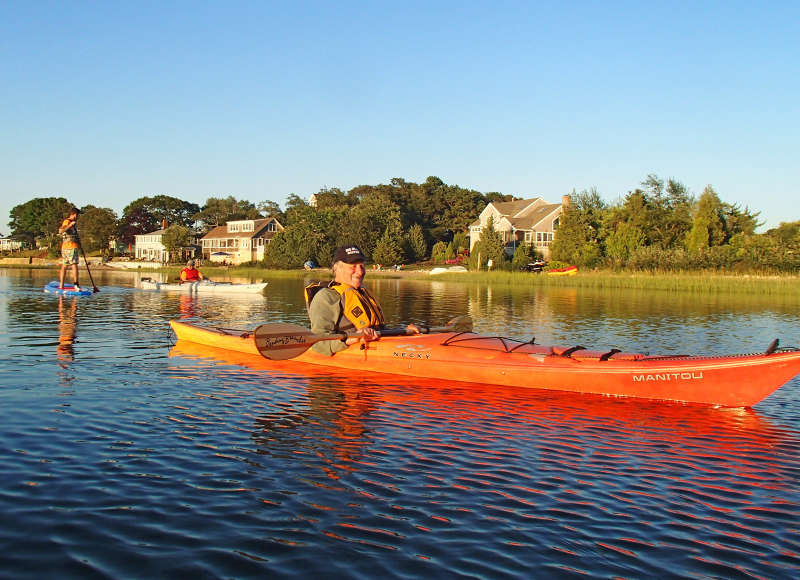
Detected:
[
  {"left": 306, "top": 244, "right": 420, "bottom": 355},
  {"left": 180, "top": 260, "right": 205, "bottom": 282},
  {"left": 58, "top": 207, "right": 81, "bottom": 291}
]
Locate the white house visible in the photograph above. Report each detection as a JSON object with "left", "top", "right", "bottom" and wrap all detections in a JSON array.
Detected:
[
  {"left": 0, "top": 236, "right": 25, "bottom": 252},
  {"left": 134, "top": 228, "right": 169, "bottom": 262},
  {"left": 199, "top": 218, "right": 283, "bottom": 265},
  {"left": 469, "top": 196, "right": 567, "bottom": 259}
]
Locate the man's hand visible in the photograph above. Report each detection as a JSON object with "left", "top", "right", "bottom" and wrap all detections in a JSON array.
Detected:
[{"left": 345, "top": 327, "right": 380, "bottom": 346}]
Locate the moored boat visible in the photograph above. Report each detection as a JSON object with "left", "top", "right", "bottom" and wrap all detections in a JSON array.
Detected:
[
  {"left": 141, "top": 280, "right": 268, "bottom": 294},
  {"left": 169, "top": 320, "right": 800, "bottom": 407},
  {"left": 546, "top": 265, "right": 578, "bottom": 276}
]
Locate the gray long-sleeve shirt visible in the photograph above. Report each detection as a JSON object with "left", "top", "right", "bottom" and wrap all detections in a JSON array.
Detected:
[{"left": 308, "top": 287, "right": 353, "bottom": 356}]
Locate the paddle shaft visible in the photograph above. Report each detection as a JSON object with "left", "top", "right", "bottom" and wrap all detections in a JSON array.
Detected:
[
  {"left": 254, "top": 316, "right": 472, "bottom": 361},
  {"left": 78, "top": 242, "right": 100, "bottom": 292}
]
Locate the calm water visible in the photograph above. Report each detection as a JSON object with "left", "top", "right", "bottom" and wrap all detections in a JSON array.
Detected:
[{"left": 1, "top": 268, "right": 799, "bottom": 579}]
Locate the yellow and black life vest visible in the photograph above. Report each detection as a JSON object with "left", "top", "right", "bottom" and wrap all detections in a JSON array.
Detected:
[
  {"left": 305, "top": 281, "right": 385, "bottom": 330},
  {"left": 60, "top": 218, "right": 79, "bottom": 248}
]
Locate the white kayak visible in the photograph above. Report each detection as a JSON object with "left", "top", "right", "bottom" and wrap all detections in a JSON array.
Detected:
[{"left": 140, "top": 279, "right": 268, "bottom": 294}]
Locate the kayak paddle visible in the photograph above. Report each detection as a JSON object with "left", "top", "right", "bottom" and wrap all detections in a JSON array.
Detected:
[{"left": 253, "top": 315, "right": 473, "bottom": 361}]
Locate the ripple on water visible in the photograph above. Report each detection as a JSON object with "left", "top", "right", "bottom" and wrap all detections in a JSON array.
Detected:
[{"left": 2, "top": 273, "right": 800, "bottom": 578}]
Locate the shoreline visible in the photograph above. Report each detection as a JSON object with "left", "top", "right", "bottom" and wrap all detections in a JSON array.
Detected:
[{"left": 3, "top": 261, "right": 799, "bottom": 295}]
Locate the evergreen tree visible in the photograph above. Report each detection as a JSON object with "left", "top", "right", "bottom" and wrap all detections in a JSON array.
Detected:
[
  {"left": 469, "top": 215, "right": 505, "bottom": 269},
  {"left": 405, "top": 224, "right": 427, "bottom": 262},
  {"left": 511, "top": 243, "right": 536, "bottom": 270},
  {"left": 431, "top": 241, "right": 448, "bottom": 264},
  {"left": 452, "top": 231, "right": 469, "bottom": 255},
  {"left": 686, "top": 186, "right": 725, "bottom": 255},
  {"left": 372, "top": 220, "right": 405, "bottom": 265},
  {"left": 444, "top": 242, "right": 455, "bottom": 262},
  {"left": 550, "top": 191, "right": 603, "bottom": 267},
  {"left": 604, "top": 221, "right": 646, "bottom": 266}
]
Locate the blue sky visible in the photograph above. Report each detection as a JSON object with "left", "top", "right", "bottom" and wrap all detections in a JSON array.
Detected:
[{"left": 2, "top": 0, "right": 798, "bottom": 234}]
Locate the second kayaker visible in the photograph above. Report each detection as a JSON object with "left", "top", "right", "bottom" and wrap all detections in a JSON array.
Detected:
[
  {"left": 305, "top": 244, "right": 420, "bottom": 355},
  {"left": 180, "top": 260, "right": 205, "bottom": 282}
]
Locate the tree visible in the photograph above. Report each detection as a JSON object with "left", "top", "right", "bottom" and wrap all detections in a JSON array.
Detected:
[
  {"left": 257, "top": 200, "right": 285, "bottom": 223},
  {"left": 685, "top": 186, "right": 725, "bottom": 255},
  {"left": 511, "top": 243, "right": 537, "bottom": 270},
  {"left": 431, "top": 241, "right": 448, "bottom": 264},
  {"left": 642, "top": 176, "right": 694, "bottom": 249},
  {"left": 550, "top": 190, "right": 604, "bottom": 267},
  {"left": 263, "top": 205, "right": 346, "bottom": 268},
  {"left": 77, "top": 206, "right": 117, "bottom": 254},
  {"left": 338, "top": 192, "right": 403, "bottom": 259},
  {"left": 161, "top": 225, "right": 192, "bottom": 262},
  {"left": 8, "top": 197, "right": 73, "bottom": 246},
  {"left": 312, "top": 187, "right": 351, "bottom": 209},
  {"left": 193, "top": 196, "right": 258, "bottom": 230},
  {"left": 469, "top": 215, "right": 505, "bottom": 269},
  {"left": 405, "top": 224, "right": 427, "bottom": 262},
  {"left": 118, "top": 195, "right": 200, "bottom": 245},
  {"left": 433, "top": 183, "right": 486, "bottom": 240},
  {"left": 605, "top": 221, "right": 646, "bottom": 266},
  {"left": 452, "top": 231, "right": 469, "bottom": 255},
  {"left": 372, "top": 221, "right": 405, "bottom": 266}
]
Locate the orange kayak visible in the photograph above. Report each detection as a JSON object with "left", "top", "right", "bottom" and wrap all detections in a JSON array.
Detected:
[
  {"left": 169, "top": 320, "right": 800, "bottom": 407},
  {"left": 546, "top": 265, "right": 578, "bottom": 276}
]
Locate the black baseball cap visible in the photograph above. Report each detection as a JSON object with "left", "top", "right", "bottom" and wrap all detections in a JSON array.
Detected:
[{"left": 332, "top": 245, "right": 366, "bottom": 265}]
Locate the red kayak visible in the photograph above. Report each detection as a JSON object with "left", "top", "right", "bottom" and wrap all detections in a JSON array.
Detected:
[{"left": 169, "top": 320, "right": 800, "bottom": 407}]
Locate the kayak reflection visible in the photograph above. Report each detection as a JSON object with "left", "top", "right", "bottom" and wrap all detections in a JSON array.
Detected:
[
  {"left": 169, "top": 340, "right": 794, "bottom": 487},
  {"left": 252, "top": 374, "right": 376, "bottom": 474}
]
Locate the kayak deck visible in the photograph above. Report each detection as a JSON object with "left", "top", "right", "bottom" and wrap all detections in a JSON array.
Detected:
[{"left": 169, "top": 320, "right": 800, "bottom": 407}]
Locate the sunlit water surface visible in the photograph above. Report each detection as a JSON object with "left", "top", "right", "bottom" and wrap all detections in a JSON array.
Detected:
[{"left": 1, "top": 268, "right": 799, "bottom": 579}]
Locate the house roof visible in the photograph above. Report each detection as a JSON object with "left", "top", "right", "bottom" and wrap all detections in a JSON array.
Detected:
[
  {"left": 201, "top": 218, "right": 283, "bottom": 240},
  {"left": 507, "top": 203, "right": 562, "bottom": 230},
  {"left": 490, "top": 199, "right": 542, "bottom": 218},
  {"left": 137, "top": 228, "right": 168, "bottom": 237},
  {"left": 471, "top": 198, "right": 562, "bottom": 230}
]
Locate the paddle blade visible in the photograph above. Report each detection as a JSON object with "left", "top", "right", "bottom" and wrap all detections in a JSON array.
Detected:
[
  {"left": 444, "top": 315, "right": 472, "bottom": 333},
  {"left": 253, "top": 322, "right": 345, "bottom": 361}
]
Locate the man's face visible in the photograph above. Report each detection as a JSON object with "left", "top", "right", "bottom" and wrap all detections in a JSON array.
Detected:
[{"left": 334, "top": 260, "right": 366, "bottom": 288}]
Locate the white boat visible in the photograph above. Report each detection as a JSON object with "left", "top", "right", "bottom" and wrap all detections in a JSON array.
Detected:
[
  {"left": 429, "top": 266, "right": 468, "bottom": 275},
  {"left": 139, "top": 279, "right": 268, "bottom": 294}
]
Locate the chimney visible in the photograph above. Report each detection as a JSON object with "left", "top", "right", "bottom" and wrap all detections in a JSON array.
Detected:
[
  {"left": 162, "top": 219, "right": 168, "bottom": 230},
  {"left": 561, "top": 195, "right": 570, "bottom": 208}
]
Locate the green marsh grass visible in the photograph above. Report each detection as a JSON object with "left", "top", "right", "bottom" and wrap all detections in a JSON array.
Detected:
[{"left": 164, "top": 265, "right": 800, "bottom": 295}]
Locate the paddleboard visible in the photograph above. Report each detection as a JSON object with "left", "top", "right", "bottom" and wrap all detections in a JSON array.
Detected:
[{"left": 44, "top": 281, "right": 93, "bottom": 297}]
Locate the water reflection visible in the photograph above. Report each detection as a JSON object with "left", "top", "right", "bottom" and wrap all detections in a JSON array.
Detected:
[
  {"left": 57, "top": 296, "right": 77, "bottom": 363},
  {"left": 171, "top": 340, "right": 795, "bottom": 465},
  {"left": 252, "top": 375, "right": 375, "bottom": 474}
]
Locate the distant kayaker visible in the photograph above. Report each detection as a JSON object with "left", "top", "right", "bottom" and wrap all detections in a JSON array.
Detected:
[
  {"left": 305, "top": 244, "right": 420, "bottom": 356},
  {"left": 180, "top": 260, "right": 205, "bottom": 282},
  {"left": 58, "top": 207, "right": 81, "bottom": 291}
]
